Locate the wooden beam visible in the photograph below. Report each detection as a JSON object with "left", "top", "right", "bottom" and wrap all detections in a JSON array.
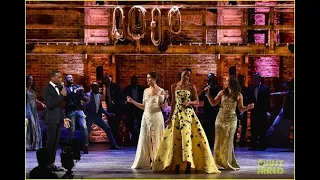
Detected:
[
  {"left": 27, "top": 44, "right": 293, "bottom": 56},
  {"left": 269, "top": 7, "right": 275, "bottom": 50},
  {"left": 26, "top": 24, "right": 294, "bottom": 30}
]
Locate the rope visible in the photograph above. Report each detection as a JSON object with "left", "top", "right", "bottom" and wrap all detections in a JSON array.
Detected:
[
  {"left": 127, "top": 6, "right": 147, "bottom": 40},
  {"left": 150, "top": 7, "right": 161, "bottom": 46},
  {"left": 168, "top": 6, "right": 182, "bottom": 35},
  {"left": 111, "top": 6, "right": 125, "bottom": 43}
]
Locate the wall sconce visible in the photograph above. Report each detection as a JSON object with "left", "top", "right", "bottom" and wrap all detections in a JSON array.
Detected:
[
  {"left": 112, "top": 54, "right": 116, "bottom": 64},
  {"left": 245, "top": 53, "right": 249, "bottom": 64},
  {"left": 216, "top": 53, "right": 221, "bottom": 61}
]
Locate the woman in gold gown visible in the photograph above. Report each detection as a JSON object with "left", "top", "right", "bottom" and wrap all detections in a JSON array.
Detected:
[
  {"left": 152, "top": 68, "right": 221, "bottom": 174},
  {"left": 206, "top": 75, "right": 254, "bottom": 170}
]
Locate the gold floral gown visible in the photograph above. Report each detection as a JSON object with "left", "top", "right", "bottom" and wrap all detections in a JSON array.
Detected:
[
  {"left": 152, "top": 90, "right": 221, "bottom": 174},
  {"left": 213, "top": 95, "right": 240, "bottom": 170}
]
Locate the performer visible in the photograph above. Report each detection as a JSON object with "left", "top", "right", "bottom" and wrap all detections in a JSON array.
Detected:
[
  {"left": 128, "top": 72, "right": 167, "bottom": 169},
  {"left": 152, "top": 68, "right": 221, "bottom": 174},
  {"left": 64, "top": 74, "right": 90, "bottom": 154},
  {"left": 42, "top": 70, "right": 71, "bottom": 171},
  {"left": 84, "top": 82, "right": 121, "bottom": 150},
  {"left": 206, "top": 75, "right": 254, "bottom": 170}
]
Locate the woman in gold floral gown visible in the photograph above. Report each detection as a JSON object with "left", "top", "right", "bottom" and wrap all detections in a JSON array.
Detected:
[
  {"left": 206, "top": 75, "right": 254, "bottom": 170},
  {"left": 152, "top": 68, "right": 221, "bottom": 174}
]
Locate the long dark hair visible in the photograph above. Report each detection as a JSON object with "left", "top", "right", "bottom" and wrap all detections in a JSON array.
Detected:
[
  {"left": 26, "top": 75, "right": 37, "bottom": 92},
  {"left": 223, "top": 75, "right": 240, "bottom": 101},
  {"left": 148, "top": 72, "right": 159, "bottom": 83}
]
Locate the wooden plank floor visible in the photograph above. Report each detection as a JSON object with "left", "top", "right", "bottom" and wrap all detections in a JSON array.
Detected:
[{"left": 26, "top": 144, "right": 294, "bottom": 179}]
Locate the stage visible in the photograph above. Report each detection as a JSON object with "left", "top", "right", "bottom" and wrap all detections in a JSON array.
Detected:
[{"left": 26, "top": 144, "right": 294, "bottom": 179}]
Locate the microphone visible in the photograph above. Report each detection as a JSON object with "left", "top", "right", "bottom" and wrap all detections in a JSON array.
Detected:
[
  {"left": 60, "top": 82, "right": 65, "bottom": 88},
  {"left": 204, "top": 84, "right": 210, "bottom": 91}
]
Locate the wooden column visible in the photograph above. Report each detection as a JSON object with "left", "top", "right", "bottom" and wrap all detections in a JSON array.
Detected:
[
  {"left": 269, "top": 7, "right": 275, "bottom": 50},
  {"left": 202, "top": 8, "right": 207, "bottom": 48},
  {"left": 242, "top": 8, "right": 249, "bottom": 44}
]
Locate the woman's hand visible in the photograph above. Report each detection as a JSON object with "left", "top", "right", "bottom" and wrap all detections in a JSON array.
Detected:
[
  {"left": 165, "top": 118, "right": 172, "bottom": 125},
  {"left": 183, "top": 100, "right": 191, "bottom": 107},
  {"left": 41, "top": 103, "right": 46, "bottom": 108},
  {"left": 126, "top": 96, "right": 133, "bottom": 103},
  {"left": 248, "top": 103, "right": 254, "bottom": 109}
]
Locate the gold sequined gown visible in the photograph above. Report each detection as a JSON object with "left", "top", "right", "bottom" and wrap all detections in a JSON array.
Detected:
[
  {"left": 213, "top": 95, "right": 240, "bottom": 170},
  {"left": 152, "top": 90, "right": 221, "bottom": 174}
]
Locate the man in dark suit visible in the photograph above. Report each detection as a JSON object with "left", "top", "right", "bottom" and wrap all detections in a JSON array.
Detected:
[
  {"left": 199, "top": 73, "right": 221, "bottom": 148},
  {"left": 85, "top": 82, "right": 121, "bottom": 150},
  {"left": 235, "top": 75, "right": 249, "bottom": 147},
  {"left": 123, "top": 75, "right": 145, "bottom": 144},
  {"left": 64, "top": 74, "right": 90, "bottom": 154},
  {"left": 248, "top": 73, "right": 271, "bottom": 151},
  {"left": 42, "top": 70, "right": 71, "bottom": 171},
  {"left": 102, "top": 74, "right": 124, "bottom": 142}
]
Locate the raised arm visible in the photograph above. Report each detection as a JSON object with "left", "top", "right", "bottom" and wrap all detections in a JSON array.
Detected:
[
  {"left": 237, "top": 93, "right": 254, "bottom": 112},
  {"left": 127, "top": 90, "right": 146, "bottom": 110},
  {"left": 206, "top": 90, "right": 223, "bottom": 107}
]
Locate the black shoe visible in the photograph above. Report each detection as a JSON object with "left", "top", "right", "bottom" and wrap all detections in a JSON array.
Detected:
[
  {"left": 110, "top": 145, "right": 122, "bottom": 150},
  {"left": 83, "top": 146, "right": 88, "bottom": 154},
  {"left": 50, "top": 165, "right": 64, "bottom": 171},
  {"left": 175, "top": 165, "right": 180, "bottom": 174},
  {"left": 185, "top": 164, "right": 191, "bottom": 174}
]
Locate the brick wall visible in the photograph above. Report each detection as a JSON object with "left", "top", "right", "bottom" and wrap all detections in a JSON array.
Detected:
[
  {"left": 282, "top": 56, "right": 294, "bottom": 81},
  {"left": 253, "top": 1, "right": 280, "bottom": 44},
  {"left": 84, "top": 1, "right": 111, "bottom": 44},
  {"left": 217, "top": 1, "right": 243, "bottom": 44},
  {"left": 281, "top": 1, "right": 294, "bottom": 43},
  {"left": 26, "top": 8, "right": 84, "bottom": 41},
  {"left": 116, "top": 55, "right": 218, "bottom": 92},
  {"left": 26, "top": 1, "right": 294, "bottom": 143}
]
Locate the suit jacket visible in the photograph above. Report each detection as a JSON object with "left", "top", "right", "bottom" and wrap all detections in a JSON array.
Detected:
[
  {"left": 85, "top": 92, "right": 110, "bottom": 120},
  {"left": 123, "top": 84, "right": 145, "bottom": 113},
  {"left": 248, "top": 84, "right": 270, "bottom": 117},
  {"left": 105, "top": 82, "right": 124, "bottom": 111},
  {"left": 236, "top": 86, "right": 249, "bottom": 118},
  {"left": 42, "top": 84, "right": 65, "bottom": 125},
  {"left": 64, "top": 84, "right": 86, "bottom": 114},
  {"left": 199, "top": 84, "right": 221, "bottom": 119}
]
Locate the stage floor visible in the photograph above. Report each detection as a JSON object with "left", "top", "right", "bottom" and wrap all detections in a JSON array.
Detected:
[{"left": 26, "top": 144, "right": 294, "bottom": 179}]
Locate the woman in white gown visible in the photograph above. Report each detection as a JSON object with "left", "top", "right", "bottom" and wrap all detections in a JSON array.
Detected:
[{"left": 127, "top": 72, "right": 168, "bottom": 169}]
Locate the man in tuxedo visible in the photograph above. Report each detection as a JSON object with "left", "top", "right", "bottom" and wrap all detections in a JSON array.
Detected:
[
  {"left": 64, "top": 74, "right": 90, "bottom": 154},
  {"left": 103, "top": 74, "right": 124, "bottom": 142},
  {"left": 248, "top": 73, "right": 271, "bottom": 151},
  {"left": 123, "top": 75, "right": 145, "bottom": 144},
  {"left": 85, "top": 82, "right": 121, "bottom": 150},
  {"left": 199, "top": 73, "right": 221, "bottom": 148},
  {"left": 42, "top": 70, "right": 71, "bottom": 171},
  {"left": 235, "top": 75, "right": 249, "bottom": 147}
]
